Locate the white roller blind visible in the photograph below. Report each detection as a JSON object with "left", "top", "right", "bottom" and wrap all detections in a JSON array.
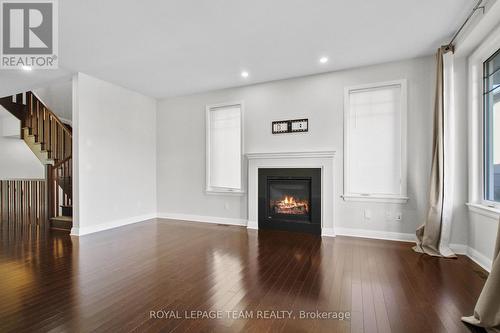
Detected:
[
  {"left": 345, "top": 82, "right": 405, "bottom": 197},
  {"left": 208, "top": 104, "right": 242, "bottom": 190}
]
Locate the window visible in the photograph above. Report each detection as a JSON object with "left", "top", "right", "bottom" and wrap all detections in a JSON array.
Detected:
[
  {"left": 206, "top": 102, "right": 243, "bottom": 194},
  {"left": 484, "top": 49, "right": 500, "bottom": 203},
  {"left": 468, "top": 26, "right": 500, "bottom": 215},
  {"left": 343, "top": 80, "right": 408, "bottom": 203}
]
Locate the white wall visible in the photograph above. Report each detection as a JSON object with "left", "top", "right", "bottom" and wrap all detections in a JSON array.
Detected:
[
  {"left": 33, "top": 79, "right": 73, "bottom": 122},
  {"left": 157, "top": 57, "right": 444, "bottom": 240},
  {"left": 73, "top": 73, "right": 157, "bottom": 235},
  {"left": 452, "top": 0, "right": 500, "bottom": 271},
  {"left": 0, "top": 109, "right": 44, "bottom": 179},
  {"left": 468, "top": 210, "right": 498, "bottom": 270}
]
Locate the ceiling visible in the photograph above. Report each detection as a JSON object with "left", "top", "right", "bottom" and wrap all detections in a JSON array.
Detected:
[{"left": 1, "top": 0, "right": 472, "bottom": 99}]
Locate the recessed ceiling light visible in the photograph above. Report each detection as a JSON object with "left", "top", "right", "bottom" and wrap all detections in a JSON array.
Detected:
[
  {"left": 319, "top": 57, "right": 329, "bottom": 64},
  {"left": 21, "top": 66, "right": 32, "bottom": 71},
  {"left": 241, "top": 71, "right": 249, "bottom": 78}
]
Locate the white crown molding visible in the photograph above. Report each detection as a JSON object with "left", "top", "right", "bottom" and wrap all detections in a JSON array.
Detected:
[{"left": 246, "top": 151, "right": 336, "bottom": 160}]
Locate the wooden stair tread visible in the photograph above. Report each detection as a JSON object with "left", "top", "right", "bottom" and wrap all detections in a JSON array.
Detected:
[
  {"left": 50, "top": 216, "right": 72, "bottom": 222},
  {"left": 50, "top": 216, "right": 72, "bottom": 231}
]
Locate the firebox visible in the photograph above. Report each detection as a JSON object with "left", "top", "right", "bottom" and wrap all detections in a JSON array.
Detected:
[{"left": 258, "top": 168, "right": 321, "bottom": 235}]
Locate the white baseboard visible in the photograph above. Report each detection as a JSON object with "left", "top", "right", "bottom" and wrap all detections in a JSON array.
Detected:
[
  {"left": 450, "top": 243, "right": 492, "bottom": 272},
  {"left": 449, "top": 243, "right": 468, "bottom": 255},
  {"left": 70, "top": 213, "right": 156, "bottom": 236},
  {"left": 335, "top": 227, "right": 416, "bottom": 243},
  {"left": 321, "top": 227, "right": 335, "bottom": 237},
  {"left": 158, "top": 212, "right": 247, "bottom": 227},
  {"left": 71, "top": 212, "right": 494, "bottom": 272},
  {"left": 335, "top": 228, "right": 492, "bottom": 271},
  {"left": 466, "top": 247, "right": 493, "bottom": 272},
  {"left": 246, "top": 220, "right": 258, "bottom": 229}
]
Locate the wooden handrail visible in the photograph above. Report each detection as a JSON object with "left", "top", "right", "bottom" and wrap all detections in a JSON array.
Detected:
[
  {"left": 25, "top": 91, "right": 72, "bottom": 163},
  {"left": 0, "top": 96, "right": 26, "bottom": 121},
  {"left": 25, "top": 91, "right": 73, "bottom": 219},
  {"left": 53, "top": 156, "right": 72, "bottom": 169},
  {"left": 2, "top": 91, "right": 73, "bottom": 221},
  {"left": 27, "top": 91, "right": 72, "bottom": 138}
]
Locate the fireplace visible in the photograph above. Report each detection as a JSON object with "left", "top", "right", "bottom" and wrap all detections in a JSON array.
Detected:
[{"left": 258, "top": 168, "right": 321, "bottom": 234}]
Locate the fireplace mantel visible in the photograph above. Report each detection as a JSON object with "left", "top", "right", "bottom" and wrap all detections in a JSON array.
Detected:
[
  {"left": 246, "top": 151, "right": 336, "bottom": 160},
  {"left": 246, "top": 150, "right": 336, "bottom": 237}
]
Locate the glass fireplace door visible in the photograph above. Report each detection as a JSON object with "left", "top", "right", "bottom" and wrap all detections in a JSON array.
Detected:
[{"left": 267, "top": 179, "right": 311, "bottom": 222}]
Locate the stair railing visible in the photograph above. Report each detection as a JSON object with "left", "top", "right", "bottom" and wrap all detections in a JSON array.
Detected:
[
  {"left": 25, "top": 91, "right": 72, "bottom": 162},
  {"left": 1, "top": 91, "right": 72, "bottom": 220},
  {"left": 0, "top": 179, "right": 47, "bottom": 229},
  {"left": 49, "top": 157, "right": 72, "bottom": 218},
  {"left": 25, "top": 92, "right": 72, "bottom": 219}
]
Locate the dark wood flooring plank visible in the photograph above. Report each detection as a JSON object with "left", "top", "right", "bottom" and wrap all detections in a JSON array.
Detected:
[{"left": 0, "top": 218, "right": 487, "bottom": 333}]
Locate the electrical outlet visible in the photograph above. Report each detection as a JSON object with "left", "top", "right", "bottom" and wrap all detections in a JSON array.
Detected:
[
  {"left": 385, "top": 211, "right": 392, "bottom": 221},
  {"left": 224, "top": 202, "right": 230, "bottom": 210},
  {"left": 364, "top": 209, "right": 372, "bottom": 220}
]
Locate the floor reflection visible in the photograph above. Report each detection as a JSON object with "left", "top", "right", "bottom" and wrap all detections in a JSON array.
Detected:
[
  {"left": 0, "top": 225, "right": 76, "bottom": 331},
  {"left": 0, "top": 219, "right": 485, "bottom": 332},
  {"left": 255, "top": 230, "right": 323, "bottom": 299}
]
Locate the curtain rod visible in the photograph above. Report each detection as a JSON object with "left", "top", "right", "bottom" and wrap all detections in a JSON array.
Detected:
[{"left": 445, "top": 0, "right": 485, "bottom": 51}]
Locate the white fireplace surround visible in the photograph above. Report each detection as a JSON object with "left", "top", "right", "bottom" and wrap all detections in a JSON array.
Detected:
[{"left": 246, "top": 151, "right": 336, "bottom": 237}]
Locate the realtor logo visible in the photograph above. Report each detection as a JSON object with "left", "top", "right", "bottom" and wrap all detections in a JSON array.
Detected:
[{"left": 1, "top": 0, "right": 58, "bottom": 69}]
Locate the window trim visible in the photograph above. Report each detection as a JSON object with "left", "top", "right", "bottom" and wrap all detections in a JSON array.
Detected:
[
  {"left": 205, "top": 101, "right": 245, "bottom": 195},
  {"left": 468, "top": 24, "right": 500, "bottom": 212},
  {"left": 482, "top": 49, "right": 500, "bottom": 206},
  {"left": 343, "top": 79, "right": 408, "bottom": 203}
]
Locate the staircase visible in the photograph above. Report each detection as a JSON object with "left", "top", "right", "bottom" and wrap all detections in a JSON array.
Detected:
[{"left": 0, "top": 92, "right": 73, "bottom": 231}]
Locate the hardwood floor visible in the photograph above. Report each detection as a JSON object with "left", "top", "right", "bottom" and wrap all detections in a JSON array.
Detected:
[{"left": 0, "top": 219, "right": 488, "bottom": 332}]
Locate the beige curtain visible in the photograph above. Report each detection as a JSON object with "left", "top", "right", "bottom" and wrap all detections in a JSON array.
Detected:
[
  {"left": 462, "top": 220, "right": 500, "bottom": 332},
  {"left": 413, "top": 47, "right": 456, "bottom": 258}
]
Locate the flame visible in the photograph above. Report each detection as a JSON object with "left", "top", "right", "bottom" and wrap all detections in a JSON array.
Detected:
[{"left": 271, "top": 195, "right": 309, "bottom": 215}]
